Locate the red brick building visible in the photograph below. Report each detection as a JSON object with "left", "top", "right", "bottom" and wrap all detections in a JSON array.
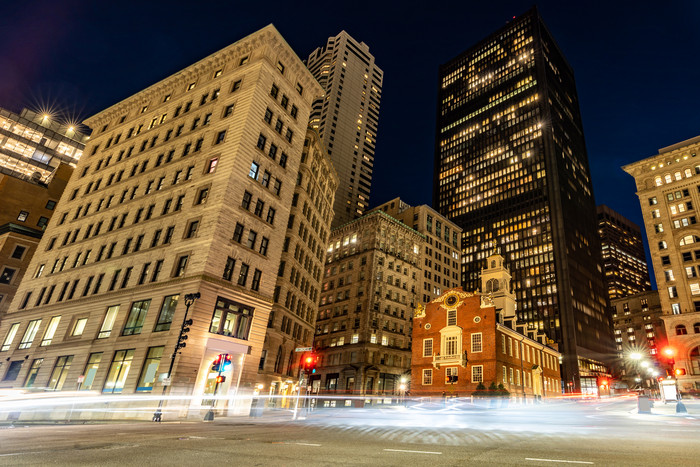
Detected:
[{"left": 411, "top": 253, "right": 562, "bottom": 399}]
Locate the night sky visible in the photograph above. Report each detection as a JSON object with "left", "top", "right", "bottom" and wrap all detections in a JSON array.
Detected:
[{"left": 1, "top": 1, "right": 699, "bottom": 276}]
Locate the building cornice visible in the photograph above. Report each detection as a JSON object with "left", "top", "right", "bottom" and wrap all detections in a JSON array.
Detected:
[{"left": 85, "top": 25, "right": 322, "bottom": 129}]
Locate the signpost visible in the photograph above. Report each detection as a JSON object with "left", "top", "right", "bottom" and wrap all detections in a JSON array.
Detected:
[{"left": 295, "top": 347, "right": 312, "bottom": 352}]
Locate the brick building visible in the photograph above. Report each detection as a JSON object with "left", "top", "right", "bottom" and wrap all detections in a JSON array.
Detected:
[{"left": 411, "top": 253, "right": 562, "bottom": 399}]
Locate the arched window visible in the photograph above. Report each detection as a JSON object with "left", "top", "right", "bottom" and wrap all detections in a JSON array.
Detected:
[
  {"left": 675, "top": 171, "right": 682, "bottom": 181},
  {"left": 691, "top": 347, "right": 700, "bottom": 375},
  {"left": 679, "top": 235, "right": 700, "bottom": 246},
  {"left": 685, "top": 168, "right": 693, "bottom": 178},
  {"left": 676, "top": 324, "right": 688, "bottom": 335},
  {"left": 694, "top": 322, "right": 700, "bottom": 333},
  {"left": 665, "top": 174, "right": 673, "bottom": 184},
  {"left": 274, "top": 345, "right": 284, "bottom": 373},
  {"left": 485, "top": 278, "right": 500, "bottom": 293},
  {"left": 655, "top": 177, "right": 663, "bottom": 186},
  {"left": 286, "top": 350, "right": 295, "bottom": 376},
  {"left": 659, "top": 241, "right": 668, "bottom": 250}
]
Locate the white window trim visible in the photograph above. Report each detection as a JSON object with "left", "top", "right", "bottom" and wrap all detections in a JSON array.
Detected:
[
  {"left": 440, "top": 327, "right": 462, "bottom": 357},
  {"left": 423, "top": 338, "right": 433, "bottom": 358},
  {"left": 422, "top": 368, "right": 433, "bottom": 385},
  {"left": 471, "top": 332, "right": 482, "bottom": 353},
  {"left": 471, "top": 364, "right": 483, "bottom": 383}
]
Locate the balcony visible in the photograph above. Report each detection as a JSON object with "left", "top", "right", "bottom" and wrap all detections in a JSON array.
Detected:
[{"left": 432, "top": 352, "right": 467, "bottom": 368}]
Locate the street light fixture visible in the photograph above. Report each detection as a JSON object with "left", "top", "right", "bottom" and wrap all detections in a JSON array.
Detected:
[
  {"left": 629, "top": 352, "right": 642, "bottom": 361},
  {"left": 153, "top": 292, "right": 200, "bottom": 422}
]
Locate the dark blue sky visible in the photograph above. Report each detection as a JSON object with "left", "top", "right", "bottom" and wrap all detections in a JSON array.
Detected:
[{"left": 1, "top": 0, "right": 698, "bottom": 272}]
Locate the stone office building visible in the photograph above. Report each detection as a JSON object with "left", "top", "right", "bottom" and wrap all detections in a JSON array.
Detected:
[
  {"left": 0, "top": 25, "right": 323, "bottom": 419},
  {"left": 313, "top": 210, "right": 423, "bottom": 397},
  {"left": 256, "top": 128, "right": 337, "bottom": 400},
  {"left": 623, "top": 134, "right": 700, "bottom": 392},
  {"left": 610, "top": 291, "right": 666, "bottom": 389},
  {"left": 369, "top": 198, "right": 462, "bottom": 303}
]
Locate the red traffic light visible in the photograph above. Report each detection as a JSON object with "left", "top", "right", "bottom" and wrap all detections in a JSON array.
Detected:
[
  {"left": 216, "top": 375, "right": 226, "bottom": 383},
  {"left": 662, "top": 347, "right": 676, "bottom": 358},
  {"left": 675, "top": 368, "right": 686, "bottom": 376},
  {"left": 302, "top": 353, "right": 318, "bottom": 373},
  {"left": 212, "top": 354, "right": 226, "bottom": 372}
]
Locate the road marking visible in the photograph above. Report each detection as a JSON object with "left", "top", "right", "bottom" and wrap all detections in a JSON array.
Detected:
[
  {"left": 384, "top": 449, "right": 442, "bottom": 455},
  {"left": 0, "top": 452, "right": 41, "bottom": 457},
  {"left": 293, "top": 443, "right": 321, "bottom": 446},
  {"left": 525, "top": 458, "right": 593, "bottom": 464}
]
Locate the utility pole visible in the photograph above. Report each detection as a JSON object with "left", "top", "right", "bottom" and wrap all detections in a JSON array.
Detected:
[{"left": 152, "top": 292, "right": 200, "bottom": 422}]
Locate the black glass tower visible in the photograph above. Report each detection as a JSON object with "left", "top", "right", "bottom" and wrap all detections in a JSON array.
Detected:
[{"left": 433, "top": 7, "right": 613, "bottom": 391}]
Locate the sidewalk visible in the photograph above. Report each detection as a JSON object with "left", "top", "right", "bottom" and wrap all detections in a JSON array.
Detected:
[{"left": 638, "top": 399, "right": 698, "bottom": 417}]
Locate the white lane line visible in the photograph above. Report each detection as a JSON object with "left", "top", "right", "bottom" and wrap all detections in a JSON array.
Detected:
[
  {"left": 0, "top": 452, "right": 41, "bottom": 457},
  {"left": 525, "top": 458, "right": 593, "bottom": 464},
  {"left": 384, "top": 449, "right": 442, "bottom": 455},
  {"left": 294, "top": 443, "right": 321, "bottom": 446}
]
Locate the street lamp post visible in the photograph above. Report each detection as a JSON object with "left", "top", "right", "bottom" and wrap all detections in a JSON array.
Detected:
[{"left": 152, "top": 292, "right": 200, "bottom": 422}]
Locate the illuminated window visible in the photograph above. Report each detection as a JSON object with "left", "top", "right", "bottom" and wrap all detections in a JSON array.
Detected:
[
  {"left": 18, "top": 319, "right": 42, "bottom": 349},
  {"left": 48, "top": 355, "right": 74, "bottom": 390},
  {"left": 422, "top": 368, "right": 433, "bottom": 385},
  {"left": 103, "top": 349, "right": 134, "bottom": 393},
  {"left": 136, "top": 346, "right": 164, "bottom": 392}
]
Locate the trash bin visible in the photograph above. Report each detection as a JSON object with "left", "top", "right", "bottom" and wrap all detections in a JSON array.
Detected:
[
  {"left": 637, "top": 395, "right": 652, "bottom": 414},
  {"left": 249, "top": 398, "right": 263, "bottom": 417}
]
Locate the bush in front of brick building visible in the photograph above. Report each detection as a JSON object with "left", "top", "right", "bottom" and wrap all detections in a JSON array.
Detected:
[
  {"left": 472, "top": 382, "right": 488, "bottom": 397},
  {"left": 497, "top": 383, "right": 510, "bottom": 398}
]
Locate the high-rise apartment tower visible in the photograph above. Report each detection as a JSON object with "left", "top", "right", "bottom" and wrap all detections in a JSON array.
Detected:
[
  {"left": 433, "top": 7, "right": 612, "bottom": 391},
  {"left": 306, "top": 31, "right": 383, "bottom": 228}
]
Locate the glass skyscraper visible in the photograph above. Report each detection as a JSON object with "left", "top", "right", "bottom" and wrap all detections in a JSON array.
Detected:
[{"left": 433, "top": 7, "right": 613, "bottom": 391}]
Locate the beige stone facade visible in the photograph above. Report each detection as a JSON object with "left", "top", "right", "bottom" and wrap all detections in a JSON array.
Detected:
[
  {"left": 256, "top": 128, "right": 337, "bottom": 402},
  {"left": 0, "top": 25, "right": 323, "bottom": 419},
  {"left": 610, "top": 291, "right": 666, "bottom": 389},
  {"left": 623, "top": 135, "right": 700, "bottom": 392},
  {"left": 369, "top": 198, "right": 462, "bottom": 304},
  {"left": 313, "top": 211, "right": 422, "bottom": 399}
]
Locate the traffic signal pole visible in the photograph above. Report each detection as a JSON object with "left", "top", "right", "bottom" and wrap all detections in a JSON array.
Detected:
[{"left": 152, "top": 292, "right": 200, "bottom": 422}]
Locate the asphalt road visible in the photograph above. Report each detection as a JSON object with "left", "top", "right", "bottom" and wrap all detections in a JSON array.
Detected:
[{"left": 0, "top": 398, "right": 698, "bottom": 466}]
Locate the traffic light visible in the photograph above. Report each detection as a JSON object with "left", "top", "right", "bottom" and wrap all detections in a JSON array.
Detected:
[
  {"left": 212, "top": 354, "right": 223, "bottom": 372},
  {"left": 178, "top": 318, "right": 193, "bottom": 350},
  {"left": 302, "top": 353, "right": 318, "bottom": 374},
  {"left": 215, "top": 375, "right": 226, "bottom": 384},
  {"left": 445, "top": 375, "right": 458, "bottom": 383},
  {"left": 222, "top": 354, "right": 233, "bottom": 371},
  {"left": 675, "top": 368, "right": 686, "bottom": 376}
]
